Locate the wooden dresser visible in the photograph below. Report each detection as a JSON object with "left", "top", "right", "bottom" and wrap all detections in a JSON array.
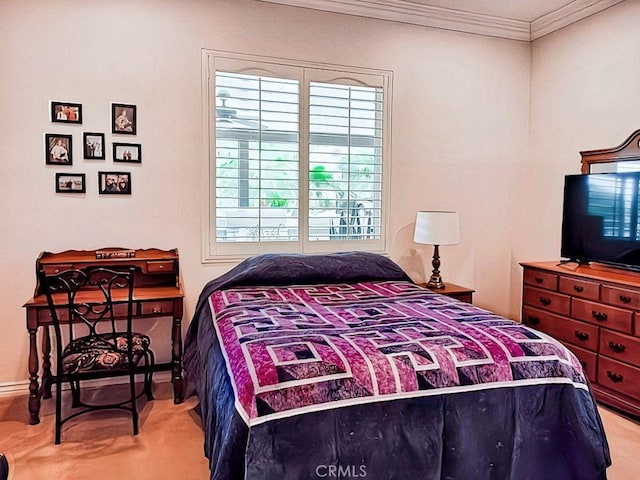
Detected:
[{"left": 521, "top": 261, "right": 640, "bottom": 417}]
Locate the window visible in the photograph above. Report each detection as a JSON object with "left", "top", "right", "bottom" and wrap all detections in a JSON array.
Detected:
[{"left": 202, "top": 51, "right": 392, "bottom": 261}]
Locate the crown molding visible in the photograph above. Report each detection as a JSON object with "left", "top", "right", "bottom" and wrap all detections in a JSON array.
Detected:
[
  {"left": 258, "top": 0, "right": 625, "bottom": 41},
  {"left": 259, "top": 0, "right": 530, "bottom": 41},
  {"left": 531, "top": 0, "right": 625, "bottom": 40}
]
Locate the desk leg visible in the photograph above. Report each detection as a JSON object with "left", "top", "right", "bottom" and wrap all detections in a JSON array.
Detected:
[
  {"left": 171, "top": 315, "right": 184, "bottom": 404},
  {"left": 28, "top": 327, "right": 41, "bottom": 425},
  {"left": 42, "top": 327, "right": 53, "bottom": 399}
]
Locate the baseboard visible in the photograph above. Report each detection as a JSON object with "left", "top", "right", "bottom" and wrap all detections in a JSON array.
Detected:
[
  {"left": 0, "top": 371, "right": 171, "bottom": 398},
  {"left": 0, "top": 380, "right": 30, "bottom": 398}
]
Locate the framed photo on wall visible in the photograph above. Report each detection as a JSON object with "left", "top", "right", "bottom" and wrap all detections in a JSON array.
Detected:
[
  {"left": 111, "top": 103, "right": 136, "bottom": 135},
  {"left": 83, "top": 132, "right": 105, "bottom": 160},
  {"left": 51, "top": 101, "right": 82, "bottom": 124},
  {"left": 55, "top": 173, "right": 86, "bottom": 193},
  {"left": 98, "top": 171, "right": 131, "bottom": 195},
  {"left": 45, "top": 133, "right": 72, "bottom": 165},
  {"left": 113, "top": 142, "right": 141, "bottom": 163}
]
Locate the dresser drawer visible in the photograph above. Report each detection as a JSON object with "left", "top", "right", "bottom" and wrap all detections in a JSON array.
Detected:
[
  {"left": 141, "top": 300, "right": 175, "bottom": 316},
  {"left": 522, "top": 307, "right": 598, "bottom": 351},
  {"left": 37, "top": 302, "right": 131, "bottom": 322},
  {"left": 523, "top": 269, "right": 558, "bottom": 291},
  {"left": 601, "top": 285, "right": 640, "bottom": 310},
  {"left": 42, "top": 264, "right": 73, "bottom": 275},
  {"left": 147, "top": 261, "right": 175, "bottom": 274},
  {"left": 111, "top": 302, "right": 133, "bottom": 318},
  {"left": 37, "top": 307, "right": 69, "bottom": 323},
  {"left": 523, "top": 286, "right": 570, "bottom": 315},
  {"left": 598, "top": 356, "right": 640, "bottom": 399},
  {"left": 559, "top": 277, "right": 599, "bottom": 301},
  {"left": 564, "top": 343, "right": 597, "bottom": 383},
  {"left": 572, "top": 299, "right": 633, "bottom": 333},
  {"left": 600, "top": 330, "right": 640, "bottom": 367}
]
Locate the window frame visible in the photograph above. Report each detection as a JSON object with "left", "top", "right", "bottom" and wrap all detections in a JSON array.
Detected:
[{"left": 201, "top": 49, "right": 393, "bottom": 263}]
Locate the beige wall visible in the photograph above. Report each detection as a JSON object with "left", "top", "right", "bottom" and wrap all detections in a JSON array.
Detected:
[
  {"left": 508, "top": 0, "right": 640, "bottom": 311},
  {"left": 0, "top": 0, "right": 531, "bottom": 387}
]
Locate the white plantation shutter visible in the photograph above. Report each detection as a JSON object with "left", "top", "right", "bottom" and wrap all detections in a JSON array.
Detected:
[
  {"left": 215, "top": 71, "right": 300, "bottom": 244},
  {"left": 308, "top": 81, "right": 383, "bottom": 242},
  {"left": 204, "top": 52, "right": 391, "bottom": 260}
]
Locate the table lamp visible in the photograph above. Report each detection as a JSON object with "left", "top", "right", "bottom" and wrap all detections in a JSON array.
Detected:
[{"left": 413, "top": 211, "right": 460, "bottom": 289}]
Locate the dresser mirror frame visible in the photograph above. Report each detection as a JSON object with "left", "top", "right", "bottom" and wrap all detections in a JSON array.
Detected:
[{"left": 581, "top": 129, "right": 640, "bottom": 174}]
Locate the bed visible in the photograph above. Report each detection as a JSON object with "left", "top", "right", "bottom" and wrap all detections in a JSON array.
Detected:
[{"left": 183, "top": 252, "right": 611, "bottom": 480}]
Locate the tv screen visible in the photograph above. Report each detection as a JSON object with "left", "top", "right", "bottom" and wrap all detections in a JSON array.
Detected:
[{"left": 562, "top": 171, "right": 640, "bottom": 269}]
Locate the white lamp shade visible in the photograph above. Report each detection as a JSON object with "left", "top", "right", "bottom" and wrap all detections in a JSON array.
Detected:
[{"left": 413, "top": 211, "right": 460, "bottom": 245}]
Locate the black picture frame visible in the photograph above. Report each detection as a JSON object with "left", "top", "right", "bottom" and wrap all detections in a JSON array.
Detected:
[
  {"left": 55, "top": 173, "right": 86, "bottom": 193},
  {"left": 45, "top": 133, "right": 73, "bottom": 165},
  {"left": 113, "top": 142, "right": 142, "bottom": 163},
  {"left": 99, "top": 171, "right": 131, "bottom": 195},
  {"left": 111, "top": 103, "right": 137, "bottom": 135},
  {"left": 51, "top": 101, "right": 82, "bottom": 124},
  {"left": 83, "top": 132, "right": 105, "bottom": 160}
]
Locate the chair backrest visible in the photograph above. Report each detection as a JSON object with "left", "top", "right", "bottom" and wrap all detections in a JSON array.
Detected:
[{"left": 38, "top": 267, "right": 136, "bottom": 375}]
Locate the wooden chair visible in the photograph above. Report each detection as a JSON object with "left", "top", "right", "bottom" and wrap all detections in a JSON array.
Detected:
[{"left": 38, "top": 266, "right": 155, "bottom": 444}]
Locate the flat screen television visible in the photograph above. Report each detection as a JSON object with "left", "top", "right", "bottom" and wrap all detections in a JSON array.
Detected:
[{"left": 562, "top": 171, "right": 640, "bottom": 270}]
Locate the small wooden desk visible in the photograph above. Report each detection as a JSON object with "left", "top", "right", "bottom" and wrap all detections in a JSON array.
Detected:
[{"left": 23, "top": 248, "right": 184, "bottom": 425}]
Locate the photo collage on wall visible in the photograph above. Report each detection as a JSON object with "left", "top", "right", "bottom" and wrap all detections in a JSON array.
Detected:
[{"left": 46, "top": 101, "right": 141, "bottom": 195}]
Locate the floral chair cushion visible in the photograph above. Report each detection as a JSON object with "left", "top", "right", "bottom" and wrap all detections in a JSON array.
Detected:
[{"left": 61, "top": 332, "right": 151, "bottom": 374}]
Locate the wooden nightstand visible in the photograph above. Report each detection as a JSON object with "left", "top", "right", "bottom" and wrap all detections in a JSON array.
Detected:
[{"left": 420, "top": 282, "right": 474, "bottom": 304}]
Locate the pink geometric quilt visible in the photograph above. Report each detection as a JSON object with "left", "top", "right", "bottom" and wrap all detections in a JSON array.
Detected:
[{"left": 208, "top": 281, "right": 587, "bottom": 426}]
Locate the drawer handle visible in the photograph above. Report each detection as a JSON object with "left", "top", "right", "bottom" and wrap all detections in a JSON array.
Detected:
[
  {"left": 591, "top": 310, "right": 608, "bottom": 322},
  {"left": 573, "top": 285, "right": 584, "bottom": 293},
  {"left": 525, "top": 316, "right": 540, "bottom": 326},
  {"left": 534, "top": 277, "right": 544, "bottom": 284},
  {"left": 152, "top": 307, "right": 164, "bottom": 314},
  {"left": 608, "top": 341, "right": 626, "bottom": 353},
  {"left": 606, "top": 371, "right": 624, "bottom": 383},
  {"left": 539, "top": 297, "right": 552, "bottom": 306},
  {"left": 574, "top": 330, "right": 590, "bottom": 342},
  {"left": 619, "top": 295, "right": 632, "bottom": 304}
]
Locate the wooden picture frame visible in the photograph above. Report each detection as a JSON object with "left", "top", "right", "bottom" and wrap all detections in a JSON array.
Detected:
[
  {"left": 83, "top": 132, "right": 105, "bottom": 160},
  {"left": 113, "top": 142, "right": 141, "bottom": 163},
  {"left": 45, "top": 134, "right": 73, "bottom": 165},
  {"left": 111, "top": 103, "right": 137, "bottom": 135},
  {"left": 98, "top": 171, "right": 131, "bottom": 195},
  {"left": 55, "top": 173, "right": 86, "bottom": 193},
  {"left": 51, "top": 101, "right": 82, "bottom": 124}
]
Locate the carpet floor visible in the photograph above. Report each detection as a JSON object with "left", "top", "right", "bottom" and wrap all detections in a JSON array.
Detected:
[
  {"left": 1, "top": 381, "right": 639, "bottom": 479},
  {"left": 0, "top": 381, "right": 210, "bottom": 480}
]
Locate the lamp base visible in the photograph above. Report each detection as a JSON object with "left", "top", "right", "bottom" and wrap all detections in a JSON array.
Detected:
[
  {"left": 426, "top": 244, "right": 445, "bottom": 289},
  {"left": 426, "top": 276, "right": 445, "bottom": 289}
]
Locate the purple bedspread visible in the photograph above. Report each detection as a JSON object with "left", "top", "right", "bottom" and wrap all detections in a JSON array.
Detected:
[{"left": 183, "top": 252, "right": 611, "bottom": 480}]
